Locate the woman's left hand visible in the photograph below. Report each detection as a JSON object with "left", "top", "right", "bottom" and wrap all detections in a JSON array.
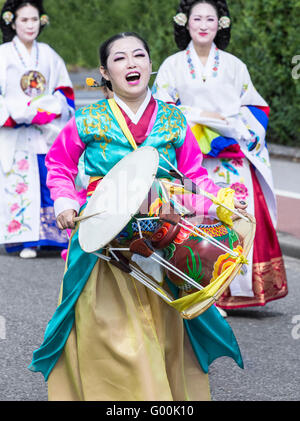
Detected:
[
  {"left": 232, "top": 199, "right": 248, "bottom": 220},
  {"left": 234, "top": 199, "right": 247, "bottom": 210}
]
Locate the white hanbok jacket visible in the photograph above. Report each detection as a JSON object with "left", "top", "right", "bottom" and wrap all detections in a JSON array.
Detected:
[
  {"left": 0, "top": 36, "right": 74, "bottom": 244},
  {"left": 153, "top": 41, "right": 276, "bottom": 227}
]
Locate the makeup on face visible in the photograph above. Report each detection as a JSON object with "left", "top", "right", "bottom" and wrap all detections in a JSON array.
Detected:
[
  {"left": 112, "top": 48, "right": 147, "bottom": 85},
  {"left": 102, "top": 37, "right": 152, "bottom": 100},
  {"left": 14, "top": 4, "right": 40, "bottom": 47},
  {"left": 187, "top": 3, "right": 218, "bottom": 47}
]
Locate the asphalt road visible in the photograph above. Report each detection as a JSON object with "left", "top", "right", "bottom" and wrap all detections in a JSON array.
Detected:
[
  {"left": 0, "top": 249, "right": 299, "bottom": 401},
  {"left": 210, "top": 254, "right": 300, "bottom": 401}
]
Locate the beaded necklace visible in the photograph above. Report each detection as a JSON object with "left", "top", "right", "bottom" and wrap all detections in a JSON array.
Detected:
[
  {"left": 186, "top": 46, "right": 220, "bottom": 82},
  {"left": 12, "top": 38, "right": 39, "bottom": 69}
]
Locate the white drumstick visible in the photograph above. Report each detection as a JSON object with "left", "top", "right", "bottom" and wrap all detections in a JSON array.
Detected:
[
  {"left": 74, "top": 210, "right": 105, "bottom": 222},
  {"left": 158, "top": 155, "right": 249, "bottom": 222}
]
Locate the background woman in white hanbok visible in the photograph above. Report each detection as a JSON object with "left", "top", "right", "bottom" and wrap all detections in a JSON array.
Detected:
[
  {"left": 153, "top": 0, "right": 287, "bottom": 313},
  {"left": 0, "top": 0, "right": 75, "bottom": 258}
]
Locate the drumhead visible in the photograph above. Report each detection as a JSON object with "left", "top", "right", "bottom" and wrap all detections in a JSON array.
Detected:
[{"left": 78, "top": 146, "right": 159, "bottom": 253}]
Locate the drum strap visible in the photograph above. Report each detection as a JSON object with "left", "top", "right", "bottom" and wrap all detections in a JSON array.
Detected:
[{"left": 108, "top": 98, "right": 138, "bottom": 151}]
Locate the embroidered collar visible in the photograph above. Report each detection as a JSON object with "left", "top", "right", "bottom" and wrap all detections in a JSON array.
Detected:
[
  {"left": 114, "top": 88, "right": 152, "bottom": 125},
  {"left": 186, "top": 41, "right": 219, "bottom": 82}
]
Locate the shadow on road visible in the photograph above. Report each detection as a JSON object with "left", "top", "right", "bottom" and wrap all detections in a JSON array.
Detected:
[{"left": 226, "top": 309, "right": 284, "bottom": 319}]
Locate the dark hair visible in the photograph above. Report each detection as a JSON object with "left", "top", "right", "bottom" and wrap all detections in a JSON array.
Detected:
[
  {"left": 99, "top": 32, "right": 151, "bottom": 92},
  {"left": 0, "top": 0, "right": 46, "bottom": 43},
  {"left": 174, "top": 0, "right": 231, "bottom": 50}
]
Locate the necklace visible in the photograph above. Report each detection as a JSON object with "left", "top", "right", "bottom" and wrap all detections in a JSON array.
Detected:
[
  {"left": 12, "top": 38, "right": 39, "bottom": 69},
  {"left": 12, "top": 39, "right": 46, "bottom": 97},
  {"left": 186, "top": 46, "right": 220, "bottom": 82}
]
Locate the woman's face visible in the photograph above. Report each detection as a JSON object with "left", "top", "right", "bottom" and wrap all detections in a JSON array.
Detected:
[
  {"left": 187, "top": 2, "right": 219, "bottom": 48},
  {"left": 100, "top": 36, "right": 152, "bottom": 102},
  {"left": 13, "top": 4, "right": 40, "bottom": 46}
]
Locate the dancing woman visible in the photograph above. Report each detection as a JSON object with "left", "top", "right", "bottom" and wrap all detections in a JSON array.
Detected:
[{"left": 28, "top": 32, "right": 246, "bottom": 401}]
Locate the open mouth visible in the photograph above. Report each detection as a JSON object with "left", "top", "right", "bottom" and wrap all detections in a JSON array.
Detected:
[{"left": 126, "top": 72, "right": 141, "bottom": 84}]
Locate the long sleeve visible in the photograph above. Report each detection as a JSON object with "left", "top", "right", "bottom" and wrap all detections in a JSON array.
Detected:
[
  {"left": 4, "top": 42, "right": 75, "bottom": 127},
  {"left": 3, "top": 86, "right": 64, "bottom": 127},
  {"left": 33, "top": 47, "right": 75, "bottom": 125},
  {"left": 50, "top": 53, "right": 75, "bottom": 121},
  {"left": 152, "top": 58, "right": 181, "bottom": 105},
  {"left": 237, "top": 63, "right": 269, "bottom": 154},
  {"left": 45, "top": 116, "right": 86, "bottom": 217},
  {"left": 29, "top": 52, "right": 75, "bottom": 126},
  {"left": 0, "top": 48, "right": 9, "bottom": 127},
  {"left": 175, "top": 125, "right": 220, "bottom": 216},
  {"left": 0, "top": 94, "right": 10, "bottom": 127}
]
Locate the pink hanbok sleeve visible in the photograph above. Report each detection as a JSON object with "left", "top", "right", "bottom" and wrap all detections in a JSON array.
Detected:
[
  {"left": 176, "top": 125, "right": 220, "bottom": 216},
  {"left": 45, "top": 116, "right": 86, "bottom": 216}
]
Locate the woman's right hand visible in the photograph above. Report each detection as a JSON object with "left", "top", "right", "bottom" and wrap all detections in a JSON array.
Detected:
[
  {"left": 57, "top": 209, "right": 77, "bottom": 230},
  {"left": 200, "top": 111, "right": 226, "bottom": 121}
]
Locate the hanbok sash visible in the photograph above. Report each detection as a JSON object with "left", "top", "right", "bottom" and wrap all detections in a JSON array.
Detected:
[{"left": 108, "top": 98, "right": 138, "bottom": 150}]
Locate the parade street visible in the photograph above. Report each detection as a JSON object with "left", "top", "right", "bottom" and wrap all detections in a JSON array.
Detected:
[
  {"left": 0, "top": 0, "right": 298, "bottom": 405},
  {"left": 0, "top": 249, "right": 299, "bottom": 401},
  {"left": 0, "top": 85, "right": 299, "bottom": 402}
]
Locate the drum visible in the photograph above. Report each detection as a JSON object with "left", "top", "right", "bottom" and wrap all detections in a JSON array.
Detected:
[
  {"left": 78, "top": 146, "right": 256, "bottom": 319},
  {"left": 151, "top": 216, "right": 242, "bottom": 291},
  {"left": 78, "top": 146, "right": 159, "bottom": 253}
]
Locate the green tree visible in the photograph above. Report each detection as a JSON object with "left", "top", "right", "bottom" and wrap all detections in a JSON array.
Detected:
[{"left": 0, "top": 0, "right": 299, "bottom": 146}]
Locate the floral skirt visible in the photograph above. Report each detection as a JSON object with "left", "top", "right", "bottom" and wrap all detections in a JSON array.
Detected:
[
  {"left": 202, "top": 157, "right": 288, "bottom": 309},
  {"left": 1, "top": 153, "right": 68, "bottom": 251}
]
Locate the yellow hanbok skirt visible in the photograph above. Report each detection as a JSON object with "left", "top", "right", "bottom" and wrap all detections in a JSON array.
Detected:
[{"left": 47, "top": 258, "right": 210, "bottom": 401}]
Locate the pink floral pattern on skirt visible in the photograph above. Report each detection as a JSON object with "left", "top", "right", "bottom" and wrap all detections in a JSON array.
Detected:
[
  {"left": 230, "top": 182, "right": 249, "bottom": 201},
  {"left": 3, "top": 151, "right": 33, "bottom": 241}
]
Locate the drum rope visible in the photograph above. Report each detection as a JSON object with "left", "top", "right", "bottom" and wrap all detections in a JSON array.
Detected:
[
  {"left": 158, "top": 155, "right": 249, "bottom": 223},
  {"left": 150, "top": 253, "right": 205, "bottom": 291},
  {"left": 179, "top": 220, "right": 240, "bottom": 257}
]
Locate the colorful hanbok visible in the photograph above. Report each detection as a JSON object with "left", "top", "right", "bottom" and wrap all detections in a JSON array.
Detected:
[
  {"left": 153, "top": 41, "right": 287, "bottom": 308},
  {"left": 29, "top": 93, "right": 244, "bottom": 401},
  {"left": 0, "top": 36, "right": 75, "bottom": 250}
]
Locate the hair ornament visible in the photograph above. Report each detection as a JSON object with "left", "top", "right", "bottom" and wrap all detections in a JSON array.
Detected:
[
  {"left": 173, "top": 12, "right": 187, "bottom": 27},
  {"left": 2, "top": 11, "right": 14, "bottom": 25},
  {"left": 218, "top": 16, "right": 231, "bottom": 30},
  {"left": 40, "top": 14, "right": 49, "bottom": 26},
  {"left": 86, "top": 77, "right": 101, "bottom": 88}
]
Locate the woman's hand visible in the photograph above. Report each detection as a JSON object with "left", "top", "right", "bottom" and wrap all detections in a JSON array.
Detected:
[
  {"left": 200, "top": 111, "right": 226, "bottom": 121},
  {"left": 234, "top": 199, "right": 247, "bottom": 210},
  {"left": 232, "top": 199, "right": 248, "bottom": 220},
  {"left": 56, "top": 209, "right": 77, "bottom": 230}
]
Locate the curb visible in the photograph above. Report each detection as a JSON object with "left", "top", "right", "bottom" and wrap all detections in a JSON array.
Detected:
[
  {"left": 277, "top": 232, "right": 300, "bottom": 260},
  {"left": 268, "top": 143, "right": 300, "bottom": 162}
]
